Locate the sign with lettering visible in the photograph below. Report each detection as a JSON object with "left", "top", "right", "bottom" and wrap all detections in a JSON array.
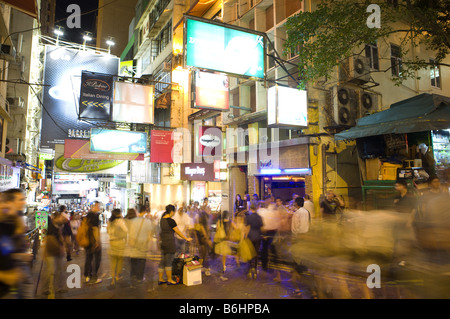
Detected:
[
  {"left": 180, "top": 163, "right": 217, "bottom": 181},
  {"left": 79, "top": 71, "right": 114, "bottom": 120}
]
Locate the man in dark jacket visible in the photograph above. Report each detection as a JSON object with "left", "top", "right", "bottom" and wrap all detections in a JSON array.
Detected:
[{"left": 84, "top": 201, "right": 102, "bottom": 284}]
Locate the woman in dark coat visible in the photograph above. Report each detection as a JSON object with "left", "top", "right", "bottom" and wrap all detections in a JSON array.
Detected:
[{"left": 158, "top": 205, "right": 192, "bottom": 285}]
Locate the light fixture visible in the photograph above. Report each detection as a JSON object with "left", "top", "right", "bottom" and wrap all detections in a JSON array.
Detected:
[
  {"left": 106, "top": 37, "right": 115, "bottom": 54},
  {"left": 54, "top": 26, "right": 64, "bottom": 45},
  {"left": 54, "top": 29, "right": 63, "bottom": 36},
  {"left": 82, "top": 32, "right": 93, "bottom": 50}
]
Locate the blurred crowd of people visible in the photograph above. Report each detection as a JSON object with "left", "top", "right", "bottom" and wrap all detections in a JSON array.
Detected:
[{"left": 1, "top": 174, "right": 449, "bottom": 299}]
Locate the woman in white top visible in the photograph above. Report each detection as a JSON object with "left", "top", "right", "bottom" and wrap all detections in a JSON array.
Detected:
[{"left": 107, "top": 209, "right": 128, "bottom": 288}]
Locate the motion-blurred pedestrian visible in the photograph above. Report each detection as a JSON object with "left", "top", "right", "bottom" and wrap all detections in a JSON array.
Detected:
[
  {"left": 126, "top": 207, "right": 153, "bottom": 286},
  {"left": 84, "top": 201, "right": 102, "bottom": 284},
  {"left": 107, "top": 209, "right": 128, "bottom": 288}
]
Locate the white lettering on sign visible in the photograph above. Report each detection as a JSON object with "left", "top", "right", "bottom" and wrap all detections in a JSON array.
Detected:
[{"left": 185, "top": 167, "right": 206, "bottom": 176}]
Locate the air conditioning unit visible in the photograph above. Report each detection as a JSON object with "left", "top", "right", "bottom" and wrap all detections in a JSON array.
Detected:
[
  {"left": 6, "top": 97, "right": 24, "bottom": 108},
  {"left": 5, "top": 138, "right": 23, "bottom": 154},
  {"left": 359, "top": 91, "right": 379, "bottom": 118},
  {"left": 332, "top": 86, "right": 358, "bottom": 127},
  {"left": 340, "top": 55, "right": 371, "bottom": 85},
  {"left": 0, "top": 44, "right": 16, "bottom": 62}
]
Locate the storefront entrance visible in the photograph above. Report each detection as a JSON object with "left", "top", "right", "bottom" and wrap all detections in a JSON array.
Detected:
[{"left": 260, "top": 176, "right": 305, "bottom": 202}]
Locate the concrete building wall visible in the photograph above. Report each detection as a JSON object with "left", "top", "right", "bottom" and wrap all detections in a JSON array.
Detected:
[{"left": 97, "top": 0, "right": 138, "bottom": 57}]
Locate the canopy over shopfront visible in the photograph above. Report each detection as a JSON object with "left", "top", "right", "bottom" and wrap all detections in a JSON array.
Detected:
[{"left": 335, "top": 93, "right": 450, "bottom": 140}]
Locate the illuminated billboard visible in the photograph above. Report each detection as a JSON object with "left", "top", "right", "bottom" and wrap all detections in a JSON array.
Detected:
[
  {"left": 79, "top": 71, "right": 114, "bottom": 121},
  {"left": 40, "top": 45, "right": 119, "bottom": 149},
  {"left": 185, "top": 17, "right": 265, "bottom": 79},
  {"left": 112, "top": 81, "right": 154, "bottom": 124},
  {"left": 192, "top": 71, "right": 229, "bottom": 111},
  {"left": 90, "top": 129, "right": 148, "bottom": 154},
  {"left": 267, "top": 86, "right": 308, "bottom": 128}
]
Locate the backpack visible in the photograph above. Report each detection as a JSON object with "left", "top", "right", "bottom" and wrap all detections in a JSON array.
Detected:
[{"left": 76, "top": 218, "right": 90, "bottom": 248}]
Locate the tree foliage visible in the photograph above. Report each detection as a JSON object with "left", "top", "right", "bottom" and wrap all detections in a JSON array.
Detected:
[{"left": 284, "top": 0, "right": 450, "bottom": 88}]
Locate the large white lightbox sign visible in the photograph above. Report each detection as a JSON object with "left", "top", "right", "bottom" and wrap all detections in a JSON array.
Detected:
[
  {"left": 90, "top": 129, "right": 148, "bottom": 154},
  {"left": 112, "top": 81, "right": 154, "bottom": 124},
  {"left": 267, "top": 86, "right": 308, "bottom": 128}
]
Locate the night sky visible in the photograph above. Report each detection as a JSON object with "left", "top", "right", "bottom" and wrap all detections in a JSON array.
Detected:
[{"left": 54, "top": 0, "right": 99, "bottom": 45}]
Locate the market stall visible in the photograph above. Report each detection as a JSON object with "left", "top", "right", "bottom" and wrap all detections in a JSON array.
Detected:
[{"left": 335, "top": 93, "right": 450, "bottom": 210}]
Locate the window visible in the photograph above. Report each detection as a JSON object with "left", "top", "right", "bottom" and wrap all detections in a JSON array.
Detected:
[
  {"left": 365, "top": 42, "right": 379, "bottom": 70},
  {"left": 390, "top": 44, "right": 402, "bottom": 77},
  {"left": 430, "top": 59, "right": 441, "bottom": 88}
]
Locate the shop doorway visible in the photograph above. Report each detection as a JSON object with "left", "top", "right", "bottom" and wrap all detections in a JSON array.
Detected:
[{"left": 260, "top": 176, "right": 305, "bottom": 203}]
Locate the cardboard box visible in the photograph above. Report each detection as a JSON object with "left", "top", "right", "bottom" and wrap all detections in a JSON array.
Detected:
[
  {"left": 183, "top": 261, "right": 202, "bottom": 286},
  {"left": 365, "top": 158, "right": 381, "bottom": 180}
]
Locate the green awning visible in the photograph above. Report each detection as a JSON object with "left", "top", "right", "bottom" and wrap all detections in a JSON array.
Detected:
[{"left": 335, "top": 93, "right": 450, "bottom": 140}]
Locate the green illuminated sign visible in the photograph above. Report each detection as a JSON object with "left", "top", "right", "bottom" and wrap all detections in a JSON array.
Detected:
[
  {"left": 185, "top": 18, "right": 265, "bottom": 79},
  {"left": 39, "top": 153, "right": 54, "bottom": 160}
]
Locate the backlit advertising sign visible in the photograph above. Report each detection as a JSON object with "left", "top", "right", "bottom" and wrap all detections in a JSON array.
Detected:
[
  {"left": 79, "top": 71, "right": 114, "bottom": 121},
  {"left": 112, "top": 81, "right": 154, "bottom": 124},
  {"left": 192, "top": 71, "right": 229, "bottom": 111},
  {"left": 40, "top": 45, "right": 119, "bottom": 149},
  {"left": 267, "top": 86, "right": 308, "bottom": 128},
  {"left": 90, "top": 129, "right": 148, "bottom": 154},
  {"left": 185, "top": 17, "right": 265, "bottom": 79}
]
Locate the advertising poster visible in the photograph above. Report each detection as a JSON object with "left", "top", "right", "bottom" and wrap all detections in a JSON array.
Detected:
[
  {"left": 192, "top": 71, "right": 229, "bottom": 111},
  {"left": 40, "top": 45, "right": 119, "bottom": 149},
  {"left": 35, "top": 211, "right": 49, "bottom": 232},
  {"left": 185, "top": 18, "right": 265, "bottom": 78},
  {"left": 79, "top": 71, "right": 114, "bottom": 120},
  {"left": 54, "top": 144, "right": 128, "bottom": 174},
  {"left": 150, "top": 130, "right": 174, "bottom": 163},
  {"left": 64, "top": 139, "right": 144, "bottom": 161}
]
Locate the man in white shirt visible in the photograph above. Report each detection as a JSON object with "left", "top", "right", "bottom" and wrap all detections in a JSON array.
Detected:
[
  {"left": 258, "top": 196, "right": 281, "bottom": 276},
  {"left": 292, "top": 197, "right": 311, "bottom": 235},
  {"left": 172, "top": 206, "right": 192, "bottom": 255},
  {"left": 303, "top": 194, "right": 315, "bottom": 219}
]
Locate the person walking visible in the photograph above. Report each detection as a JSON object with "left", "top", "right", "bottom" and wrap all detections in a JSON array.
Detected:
[
  {"left": 70, "top": 212, "right": 81, "bottom": 255},
  {"left": 59, "top": 206, "right": 73, "bottom": 262},
  {"left": 126, "top": 207, "right": 153, "bottom": 286},
  {"left": 320, "top": 190, "right": 345, "bottom": 219},
  {"left": 42, "top": 212, "right": 68, "bottom": 297},
  {"left": 107, "top": 209, "right": 128, "bottom": 288},
  {"left": 234, "top": 194, "right": 245, "bottom": 218},
  {"left": 84, "top": 201, "right": 103, "bottom": 284},
  {"left": 195, "top": 199, "right": 213, "bottom": 276},
  {"left": 158, "top": 205, "right": 192, "bottom": 285},
  {"left": 1, "top": 189, "right": 33, "bottom": 299},
  {"left": 392, "top": 180, "right": 418, "bottom": 267},
  {"left": 303, "top": 194, "right": 315, "bottom": 218},
  {"left": 258, "top": 196, "right": 281, "bottom": 281},
  {"left": 0, "top": 193, "right": 24, "bottom": 299},
  {"left": 245, "top": 205, "right": 263, "bottom": 279}
]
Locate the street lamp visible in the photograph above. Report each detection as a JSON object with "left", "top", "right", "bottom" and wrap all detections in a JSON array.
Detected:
[
  {"left": 54, "top": 26, "right": 64, "bottom": 45},
  {"left": 82, "top": 32, "right": 93, "bottom": 50},
  {"left": 106, "top": 37, "right": 115, "bottom": 54}
]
